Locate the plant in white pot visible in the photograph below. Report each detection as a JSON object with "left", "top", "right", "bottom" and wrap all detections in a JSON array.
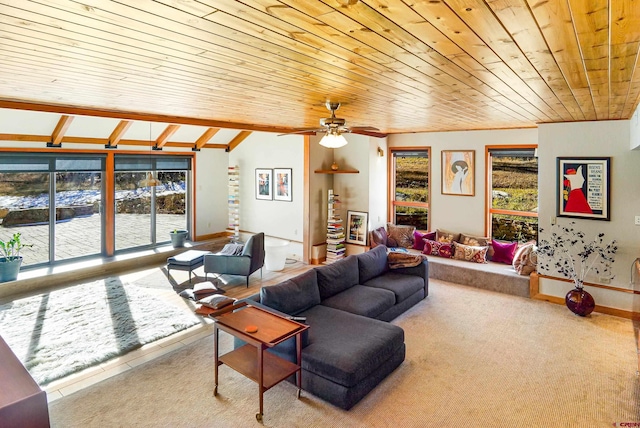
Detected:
[
  {"left": 538, "top": 222, "right": 617, "bottom": 316},
  {"left": 0, "top": 232, "right": 32, "bottom": 283},
  {"left": 170, "top": 229, "right": 188, "bottom": 248}
]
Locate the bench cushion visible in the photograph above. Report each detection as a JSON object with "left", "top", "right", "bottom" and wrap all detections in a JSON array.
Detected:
[
  {"left": 320, "top": 285, "right": 395, "bottom": 319},
  {"left": 298, "top": 305, "right": 404, "bottom": 388},
  {"left": 363, "top": 272, "right": 425, "bottom": 303},
  {"left": 167, "top": 250, "right": 210, "bottom": 266}
]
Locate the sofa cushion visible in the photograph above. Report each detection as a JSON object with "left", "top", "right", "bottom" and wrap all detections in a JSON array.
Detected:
[
  {"left": 412, "top": 230, "right": 436, "bottom": 250},
  {"left": 422, "top": 238, "right": 453, "bottom": 258},
  {"left": 321, "top": 285, "right": 395, "bottom": 319},
  {"left": 387, "top": 223, "right": 415, "bottom": 248},
  {"left": 436, "top": 228, "right": 461, "bottom": 243},
  {"left": 315, "top": 255, "right": 360, "bottom": 300},
  {"left": 357, "top": 245, "right": 388, "bottom": 283},
  {"left": 260, "top": 269, "right": 320, "bottom": 315},
  {"left": 363, "top": 272, "right": 425, "bottom": 303},
  {"left": 491, "top": 239, "right": 518, "bottom": 264},
  {"left": 299, "top": 305, "right": 405, "bottom": 388},
  {"left": 369, "top": 226, "right": 388, "bottom": 248},
  {"left": 452, "top": 242, "right": 489, "bottom": 263}
]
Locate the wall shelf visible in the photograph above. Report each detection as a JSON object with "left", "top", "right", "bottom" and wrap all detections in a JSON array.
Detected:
[{"left": 314, "top": 169, "right": 359, "bottom": 174}]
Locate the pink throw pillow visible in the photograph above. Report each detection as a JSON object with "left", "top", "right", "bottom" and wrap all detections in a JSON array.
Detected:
[
  {"left": 422, "top": 238, "right": 453, "bottom": 258},
  {"left": 413, "top": 231, "right": 436, "bottom": 250},
  {"left": 491, "top": 239, "right": 518, "bottom": 264}
]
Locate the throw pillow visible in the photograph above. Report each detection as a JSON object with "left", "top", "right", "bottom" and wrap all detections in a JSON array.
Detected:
[
  {"left": 491, "top": 239, "right": 518, "bottom": 265},
  {"left": 412, "top": 230, "right": 436, "bottom": 251},
  {"left": 193, "top": 281, "right": 222, "bottom": 296},
  {"left": 369, "top": 226, "right": 388, "bottom": 248},
  {"left": 452, "top": 242, "right": 489, "bottom": 264},
  {"left": 387, "top": 223, "right": 416, "bottom": 248},
  {"left": 513, "top": 243, "right": 538, "bottom": 276},
  {"left": 197, "top": 295, "right": 235, "bottom": 310},
  {"left": 436, "top": 229, "right": 461, "bottom": 243},
  {"left": 422, "top": 238, "right": 454, "bottom": 258}
]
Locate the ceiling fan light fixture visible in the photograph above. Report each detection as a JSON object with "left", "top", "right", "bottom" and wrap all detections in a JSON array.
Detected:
[{"left": 319, "top": 132, "right": 348, "bottom": 148}]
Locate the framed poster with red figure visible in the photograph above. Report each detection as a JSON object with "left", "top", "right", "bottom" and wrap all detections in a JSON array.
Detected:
[{"left": 557, "top": 157, "right": 610, "bottom": 221}]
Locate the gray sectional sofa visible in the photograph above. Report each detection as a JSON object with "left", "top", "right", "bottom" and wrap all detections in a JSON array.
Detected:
[{"left": 238, "top": 245, "right": 428, "bottom": 410}]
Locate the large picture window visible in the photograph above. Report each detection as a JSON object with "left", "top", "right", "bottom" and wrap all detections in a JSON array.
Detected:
[
  {"left": 487, "top": 147, "right": 538, "bottom": 242},
  {"left": 390, "top": 149, "right": 429, "bottom": 230}
]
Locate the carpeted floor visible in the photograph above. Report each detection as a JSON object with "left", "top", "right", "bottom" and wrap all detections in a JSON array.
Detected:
[
  {"left": 48, "top": 279, "right": 640, "bottom": 427},
  {"left": 0, "top": 276, "right": 201, "bottom": 385}
]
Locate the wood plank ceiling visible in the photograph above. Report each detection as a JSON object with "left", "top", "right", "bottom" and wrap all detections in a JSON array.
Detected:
[{"left": 0, "top": 0, "right": 639, "bottom": 135}]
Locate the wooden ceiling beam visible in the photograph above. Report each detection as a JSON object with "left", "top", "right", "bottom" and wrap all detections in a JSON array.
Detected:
[
  {"left": 105, "top": 120, "right": 132, "bottom": 149},
  {"left": 49, "top": 115, "right": 74, "bottom": 147},
  {"left": 226, "top": 131, "right": 252, "bottom": 152},
  {"left": 154, "top": 124, "right": 180, "bottom": 150},
  {"left": 193, "top": 127, "right": 220, "bottom": 151}
]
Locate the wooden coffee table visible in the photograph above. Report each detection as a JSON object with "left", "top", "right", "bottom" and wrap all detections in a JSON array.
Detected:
[{"left": 211, "top": 302, "right": 309, "bottom": 422}]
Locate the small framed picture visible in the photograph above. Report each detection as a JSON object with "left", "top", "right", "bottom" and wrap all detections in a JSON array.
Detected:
[
  {"left": 274, "top": 168, "right": 292, "bottom": 202},
  {"left": 441, "top": 150, "right": 475, "bottom": 196},
  {"left": 557, "top": 157, "right": 610, "bottom": 221},
  {"left": 346, "top": 210, "right": 368, "bottom": 246},
  {"left": 255, "top": 168, "right": 272, "bottom": 200}
]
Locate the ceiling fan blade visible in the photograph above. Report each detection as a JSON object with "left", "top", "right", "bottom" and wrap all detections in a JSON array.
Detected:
[
  {"left": 278, "top": 128, "right": 325, "bottom": 136},
  {"left": 348, "top": 126, "right": 380, "bottom": 131}
]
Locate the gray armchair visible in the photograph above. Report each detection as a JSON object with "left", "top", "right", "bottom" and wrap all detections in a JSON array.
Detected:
[{"left": 204, "top": 233, "right": 265, "bottom": 287}]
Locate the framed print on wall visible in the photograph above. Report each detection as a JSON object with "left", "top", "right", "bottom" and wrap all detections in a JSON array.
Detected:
[
  {"left": 441, "top": 150, "right": 475, "bottom": 196},
  {"left": 274, "top": 168, "right": 292, "bottom": 202},
  {"left": 557, "top": 157, "right": 610, "bottom": 221},
  {"left": 346, "top": 211, "right": 368, "bottom": 246},
  {"left": 255, "top": 168, "right": 273, "bottom": 200}
]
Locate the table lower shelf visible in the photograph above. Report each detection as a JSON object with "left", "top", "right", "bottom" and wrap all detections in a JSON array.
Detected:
[{"left": 219, "top": 344, "right": 300, "bottom": 390}]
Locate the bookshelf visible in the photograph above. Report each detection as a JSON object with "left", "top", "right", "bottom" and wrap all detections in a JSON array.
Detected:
[
  {"left": 325, "top": 189, "right": 346, "bottom": 264},
  {"left": 228, "top": 165, "right": 240, "bottom": 242}
]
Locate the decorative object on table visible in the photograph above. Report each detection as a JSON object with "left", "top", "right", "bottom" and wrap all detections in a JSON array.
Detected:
[
  {"left": 255, "top": 168, "right": 273, "bottom": 200},
  {"left": 273, "top": 168, "right": 292, "bottom": 202},
  {"left": 169, "top": 229, "right": 188, "bottom": 248},
  {"left": 331, "top": 161, "right": 339, "bottom": 171},
  {"left": 325, "top": 189, "right": 345, "bottom": 263},
  {"left": 346, "top": 210, "right": 368, "bottom": 245},
  {"left": 538, "top": 221, "right": 617, "bottom": 316},
  {"left": 0, "top": 232, "right": 31, "bottom": 283},
  {"left": 441, "top": 150, "right": 475, "bottom": 196},
  {"left": 556, "top": 157, "right": 610, "bottom": 221},
  {"left": 228, "top": 165, "right": 240, "bottom": 242}
]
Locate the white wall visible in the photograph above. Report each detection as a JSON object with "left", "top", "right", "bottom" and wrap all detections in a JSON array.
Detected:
[
  {"left": 388, "top": 128, "right": 538, "bottom": 236},
  {"left": 631, "top": 103, "right": 640, "bottom": 150},
  {"left": 537, "top": 120, "right": 640, "bottom": 311},
  {"left": 194, "top": 149, "right": 228, "bottom": 237},
  {"left": 228, "top": 132, "right": 304, "bottom": 258}
]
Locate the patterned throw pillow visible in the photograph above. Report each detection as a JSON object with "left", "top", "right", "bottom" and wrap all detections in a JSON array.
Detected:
[
  {"left": 412, "top": 230, "right": 436, "bottom": 251},
  {"left": 422, "top": 238, "right": 453, "bottom": 258},
  {"left": 452, "top": 242, "right": 488, "bottom": 264},
  {"left": 513, "top": 243, "right": 538, "bottom": 275},
  {"left": 436, "top": 229, "right": 461, "bottom": 243},
  {"left": 369, "top": 226, "right": 388, "bottom": 248},
  {"left": 387, "top": 223, "right": 416, "bottom": 248}
]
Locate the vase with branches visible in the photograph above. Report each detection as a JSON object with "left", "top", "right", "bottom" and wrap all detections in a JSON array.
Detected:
[{"left": 537, "top": 222, "right": 618, "bottom": 316}]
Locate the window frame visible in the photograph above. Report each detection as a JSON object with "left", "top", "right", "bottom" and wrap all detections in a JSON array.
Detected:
[
  {"left": 388, "top": 147, "right": 431, "bottom": 231},
  {"left": 485, "top": 145, "right": 538, "bottom": 239}
]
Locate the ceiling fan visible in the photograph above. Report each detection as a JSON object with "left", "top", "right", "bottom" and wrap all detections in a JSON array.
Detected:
[{"left": 281, "top": 102, "right": 380, "bottom": 148}]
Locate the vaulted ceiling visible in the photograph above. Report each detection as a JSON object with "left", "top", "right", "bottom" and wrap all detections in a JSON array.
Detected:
[{"left": 1, "top": 0, "right": 639, "bottom": 135}]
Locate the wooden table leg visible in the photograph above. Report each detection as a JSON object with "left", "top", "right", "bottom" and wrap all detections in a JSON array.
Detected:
[
  {"left": 296, "top": 332, "right": 302, "bottom": 398},
  {"left": 213, "top": 326, "right": 219, "bottom": 396},
  {"left": 256, "top": 344, "right": 264, "bottom": 422}
]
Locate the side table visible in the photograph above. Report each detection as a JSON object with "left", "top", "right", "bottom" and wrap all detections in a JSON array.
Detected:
[{"left": 211, "top": 302, "right": 309, "bottom": 422}]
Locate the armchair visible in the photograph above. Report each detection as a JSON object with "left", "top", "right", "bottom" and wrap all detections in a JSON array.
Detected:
[{"left": 204, "top": 232, "right": 265, "bottom": 287}]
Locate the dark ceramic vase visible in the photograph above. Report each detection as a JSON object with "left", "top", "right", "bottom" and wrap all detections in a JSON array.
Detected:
[{"left": 565, "top": 287, "right": 595, "bottom": 317}]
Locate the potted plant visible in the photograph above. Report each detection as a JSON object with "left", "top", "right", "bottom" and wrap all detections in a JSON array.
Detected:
[
  {"left": 538, "top": 222, "right": 618, "bottom": 316},
  {"left": 0, "top": 232, "right": 31, "bottom": 283},
  {"left": 170, "top": 229, "right": 188, "bottom": 248}
]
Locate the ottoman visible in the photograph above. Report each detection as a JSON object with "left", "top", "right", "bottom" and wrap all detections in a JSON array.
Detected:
[{"left": 167, "top": 250, "right": 211, "bottom": 283}]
